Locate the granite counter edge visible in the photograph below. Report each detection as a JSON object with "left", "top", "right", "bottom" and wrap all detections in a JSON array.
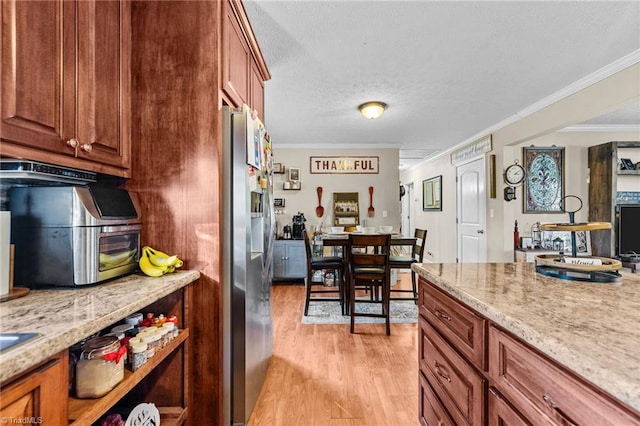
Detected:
[{"left": 0, "top": 270, "right": 200, "bottom": 383}]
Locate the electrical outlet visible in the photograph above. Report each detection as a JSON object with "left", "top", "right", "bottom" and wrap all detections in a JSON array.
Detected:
[{"left": 383, "top": 210, "right": 388, "bottom": 217}]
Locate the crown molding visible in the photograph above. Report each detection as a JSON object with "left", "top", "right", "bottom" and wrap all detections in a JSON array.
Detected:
[
  {"left": 559, "top": 124, "right": 640, "bottom": 133},
  {"left": 404, "top": 50, "right": 640, "bottom": 172}
]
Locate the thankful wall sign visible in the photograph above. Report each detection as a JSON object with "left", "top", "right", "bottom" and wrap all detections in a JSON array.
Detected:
[{"left": 310, "top": 156, "right": 379, "bottom": 174}]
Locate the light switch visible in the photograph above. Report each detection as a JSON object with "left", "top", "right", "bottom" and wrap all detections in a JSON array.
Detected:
[{"left": 382, "top": 210, "right": 388, "bottom": 217}]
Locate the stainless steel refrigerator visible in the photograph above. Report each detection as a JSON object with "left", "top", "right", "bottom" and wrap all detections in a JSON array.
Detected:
[{"left": 222, "top": 105, "right": 274, "bottom": 426}]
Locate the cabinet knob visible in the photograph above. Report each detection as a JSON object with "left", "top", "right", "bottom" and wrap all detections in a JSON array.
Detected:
[
  {"left": 66, "top": 138, "right": 78, "bottom": 148},
  {"left": 81, "top": 143, "right": 93, "bottom": 152}
]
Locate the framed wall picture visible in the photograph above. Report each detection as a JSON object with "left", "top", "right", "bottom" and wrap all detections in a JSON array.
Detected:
[
  {"left": 273, "top": 163, "right": 284, "bottom": 174},
  {"left": 422, "top": 175, "right": 442, "bottom": 211},
  {"left": 288, "top": 167, "right": 300, "bottom": 181},
  {"left": 523, "top": 146, "right": 565, "bottom": 213},
  {"left": 619, "top": 158, "right": 635, "bottom": 171}
]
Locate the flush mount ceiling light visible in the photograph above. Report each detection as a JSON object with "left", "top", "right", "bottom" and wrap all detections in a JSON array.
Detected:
[{"left": 358, "top": 101, "right": 387, "bottom": 120}]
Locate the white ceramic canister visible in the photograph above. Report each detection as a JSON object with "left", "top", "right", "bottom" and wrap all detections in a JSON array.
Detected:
[
  {"left": 112, "top": 323, "right": 134, "bottom": 336},
  {"left": 125, "top": 313, "right": 143, "bottom": 327}
]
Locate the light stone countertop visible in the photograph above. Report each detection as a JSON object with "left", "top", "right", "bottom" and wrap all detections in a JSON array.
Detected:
[
  {"left": 412, "top": 262, "right": 640, "bottom": 412},
  {"left": 0, "top": 270, "right": 200, "bottom": 383}
]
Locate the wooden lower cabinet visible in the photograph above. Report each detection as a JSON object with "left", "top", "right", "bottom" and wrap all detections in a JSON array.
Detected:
[
  {"left": 418, "top": 276, "right": 640, "bottom": 426},
  {"left": 0, "top": 351, "right": 69, "bottom": 426},
  {"left": 419, "top": 371, "right": 455, "bottom": 426},
  {"left": 489, "top": 325, "right": 640, "bottom": 426},
  {"left": 419, "top": 318, "right": 485, "bottom": 425},
  {"left": 488, "top": 387, "right": 533, "bottom": 426}
]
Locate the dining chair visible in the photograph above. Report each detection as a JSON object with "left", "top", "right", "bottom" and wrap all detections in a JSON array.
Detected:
[
  {"left": 389, "top": 228, "right": 427, "bottom": 302},
  {"left": 303, "top": 231, "right": 346, "bottom": 316},
  {"left": 347, "top": 233, "right": 391, "bottom": 335}
]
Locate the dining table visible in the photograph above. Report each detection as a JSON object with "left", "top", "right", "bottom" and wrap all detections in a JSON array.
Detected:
[
  {"left": 320, "top": 232, "right": 416, "bottom": 248},
  {"left": 316, "top": 232, "right": 417, "bottom": 315}
]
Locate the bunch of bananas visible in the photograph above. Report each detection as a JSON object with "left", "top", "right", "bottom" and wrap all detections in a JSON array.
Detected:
[{"left": 139, "top": 246, "right": 184, "bottom": 277}]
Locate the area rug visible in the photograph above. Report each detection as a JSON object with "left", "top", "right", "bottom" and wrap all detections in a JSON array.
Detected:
[{"left": 301, "top": 300, "right": 418, "bottom": 325}]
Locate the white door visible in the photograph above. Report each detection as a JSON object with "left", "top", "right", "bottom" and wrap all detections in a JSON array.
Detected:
[
  {"left": 401, "top": 183, "right": 415, "bottom": 237},
  {"left": 456, "top": 158, "right": 487, "bottom": 262}
]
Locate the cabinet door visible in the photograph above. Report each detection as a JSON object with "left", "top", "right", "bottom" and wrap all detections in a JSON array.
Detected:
[
  {"left": 488, "top": 387, "right": 533, "bottom": 426},
  {"left": 273, "top": 242, "right": 287, "bottom": 278},
  {"left": 285, "top": 241, "right": 307, "bottom": 278},
  {"left": 0, "top": 351, "right": 68, "bottom": 425},
  {"left": 75, "top": 0, "right": 131, "bottom": 169},
  {"left": 249, "top": 61, "right": 264, "bottom": 121},
  {"left": 1, "top": 0, "right": 76, "bottom": 155},
  {"left": 221, "top": 1, "right": 249, "bottom": 108}
]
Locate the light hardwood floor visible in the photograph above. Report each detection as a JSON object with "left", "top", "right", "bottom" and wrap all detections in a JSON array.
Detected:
[{"left": 248, "top": 273, "right": 420, "bottom": 426}]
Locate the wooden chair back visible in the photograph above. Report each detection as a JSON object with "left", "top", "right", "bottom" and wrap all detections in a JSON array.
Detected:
[{"left": 348, "top": 233, "right": 391, "bottom": 277}]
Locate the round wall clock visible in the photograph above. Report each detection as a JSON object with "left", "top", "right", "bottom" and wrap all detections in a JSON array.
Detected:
[{"left": 503, "top": 160, "right": 525, "bottom": 186}]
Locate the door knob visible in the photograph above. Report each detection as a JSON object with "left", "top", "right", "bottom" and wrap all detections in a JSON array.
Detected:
[
  {"left": 81, "top": 143, "right": 93, "bottom": 152},
  {"left": 66, "top": 138, "right": 78, "bottom": 148}
]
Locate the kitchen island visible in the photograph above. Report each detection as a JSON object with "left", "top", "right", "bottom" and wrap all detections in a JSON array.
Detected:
[
  {"left": 413, "top": 262, "right": 640, "bottom": 425},
  {"left": 0, "top": 270, "right": 200, "bottom": 424}
]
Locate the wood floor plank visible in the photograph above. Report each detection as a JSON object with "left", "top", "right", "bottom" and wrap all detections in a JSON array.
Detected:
[{"left": 249, "top": 273, "right": 419, "bottom": 426}]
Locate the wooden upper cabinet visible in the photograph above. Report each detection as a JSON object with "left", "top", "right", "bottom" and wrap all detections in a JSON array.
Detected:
[
  {"left": 0, "top": 0, "right": 131, "bottom": 176},
  {"left": 221, "top": 0, "right": 270, "bottom": 118},
  {"left": 1, "top": 0, "right": 76, "bottom": 155},
  {"left": 250, "top": 61, "right": 265, "bottom": 122},
  {"left": 222, "top": 1, "right": 250, "bottom": 108},
  {"left": 75, "top": 1, "right": 131, "bottom": 170}
]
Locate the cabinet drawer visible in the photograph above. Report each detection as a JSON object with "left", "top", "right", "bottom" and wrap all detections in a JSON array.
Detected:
[
  {"left": 0, "top": 351, "right": 68, "bottom": 425},
  {"left": 419, "top": 371, "right": 455, "bottom": 426},
  {"left": 489, "top": 326, "right": 640, "bottom": 426},
  {"left": 420, "top": 319, "right": 485, "bottom": 426},
  {"left": 488, "top": 387, "right": 535, "bottom": 426},
  {"left": 419, "top": 278, "right": 487, "bottom": 370}
]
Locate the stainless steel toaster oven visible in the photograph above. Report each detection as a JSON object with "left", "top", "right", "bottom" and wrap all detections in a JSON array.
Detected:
[{"left": 9, "top": 185, "right": 142, "bottom": 287}]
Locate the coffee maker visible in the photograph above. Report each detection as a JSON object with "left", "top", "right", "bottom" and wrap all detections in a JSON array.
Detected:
[{"left": 292, "top": 212, "right": 306, "bottom": 239}]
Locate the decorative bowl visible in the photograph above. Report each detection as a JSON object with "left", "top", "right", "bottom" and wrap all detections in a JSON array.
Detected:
[{"left": 379, "top": 226, "right": 393, "bottom": 233}]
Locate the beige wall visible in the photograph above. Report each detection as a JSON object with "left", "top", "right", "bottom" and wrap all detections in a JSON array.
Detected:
[
  {"left": 272, "top": 148, "right": 401, "bottom": 235},
  {"left": 401, "top": 63, "right": 640, "bottom": 263}
]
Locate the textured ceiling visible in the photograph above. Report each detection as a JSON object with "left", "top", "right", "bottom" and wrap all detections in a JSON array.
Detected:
[{"left": 244, "top": 1, "right": 640, "bottom": 167}]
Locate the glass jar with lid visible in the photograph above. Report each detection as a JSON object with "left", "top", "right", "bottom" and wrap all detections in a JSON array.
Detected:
[{"left": 75, "top": 335, "right": 126, "bottom": 398}]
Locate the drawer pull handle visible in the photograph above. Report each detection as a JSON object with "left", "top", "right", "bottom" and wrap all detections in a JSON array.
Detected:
[
  {"left": 542, "top": 394, "right": 578, "bottom": 426},
  {"left": 434, "top": 362, "right": 451, "bottom": 382},
  {"left": 434, "top": 308, "right": 451, "bottom": 321}
]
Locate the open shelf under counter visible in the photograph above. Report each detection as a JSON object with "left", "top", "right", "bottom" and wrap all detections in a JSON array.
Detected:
[{"left": 68, "top": 329, "right": 189, "bottom": 425}]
